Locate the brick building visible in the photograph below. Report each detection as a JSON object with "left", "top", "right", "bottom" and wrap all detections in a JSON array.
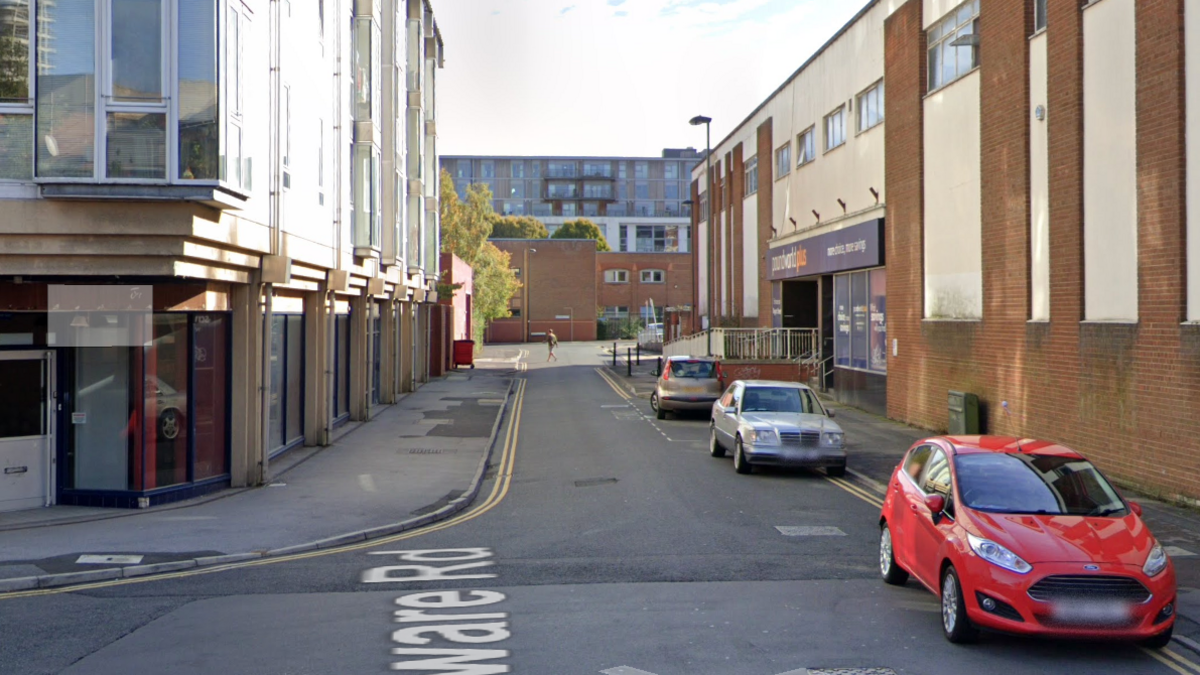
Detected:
[
  {"left": 688, "top": 1, "right": 889, "bottom": 413},
  {"left": 487, "top": 239, "right": 599, "bottom": 343},
  {"left": 883, "top": 0, "right": 1200, "bottom": 502},
  {"left": 684, "top": 0, "right": 1200, "bottom": 501},
  {"left": 485, "top": 240, "right": 692, "bottom": 344}
]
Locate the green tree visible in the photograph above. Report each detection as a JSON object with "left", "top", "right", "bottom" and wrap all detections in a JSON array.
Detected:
[
  {"left": 439, "top": 169, "right": 493, "bottom": 267},
  {"left": 551, "top": 218, "right": 611, "bottom": 251},
  {"left": 489, "top": 214, "right": 548, "bottom": 239},
  {"left": 439, "top": 169, "right": 522, "bottom": 347}
]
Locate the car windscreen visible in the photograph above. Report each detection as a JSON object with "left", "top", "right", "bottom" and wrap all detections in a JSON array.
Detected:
[
  {"left": 740, "top": 387, "right": 821, "bottom": 414},
  {"left": 670, "top": 360, "right": 715, "bottom": 378},
  {"left": 955, "top": 453, "right": 1126, "bottom": 516}
]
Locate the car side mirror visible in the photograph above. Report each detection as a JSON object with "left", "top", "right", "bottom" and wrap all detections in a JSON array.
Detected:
[
  {"left": 924, "top": 493, "right": 945, "bottom": 514},
  {"left": 1128, "top": 500, "right": 1142, "bottom": 517},
  {"left": 826, "top": 408, "right": 836, "bottom": 418}
]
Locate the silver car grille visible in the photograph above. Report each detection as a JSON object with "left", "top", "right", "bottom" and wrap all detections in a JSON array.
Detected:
[{"left": 779, "top": 430, "right": 821, "bottom": 446}]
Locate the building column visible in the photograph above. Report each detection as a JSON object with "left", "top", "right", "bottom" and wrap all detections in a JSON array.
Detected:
[
  {"left": 304, "top": 287, "right": 331, "bottom": 446},
  {"left": 400, "top": 299, "right": 415, "bottom": 392},
  {"left": 229, "top": 281, "right": 265, "bottom": 487},
  {"left": 349, "top": 292, "right": 370, "bottom": 420}
]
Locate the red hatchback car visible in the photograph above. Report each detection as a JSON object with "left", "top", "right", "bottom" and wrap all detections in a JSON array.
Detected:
[{"left": 879, "top": 436, "right": 1176, "bottom": 647}]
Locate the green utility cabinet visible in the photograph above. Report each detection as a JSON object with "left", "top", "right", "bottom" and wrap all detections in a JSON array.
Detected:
[{"left": 948, "top": 391, "right": 980, "bottom": 435}]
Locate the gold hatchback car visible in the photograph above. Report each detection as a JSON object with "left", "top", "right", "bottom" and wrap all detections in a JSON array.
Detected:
[{"left": 651, "top": 356, "right": 723, "bottom": 420}]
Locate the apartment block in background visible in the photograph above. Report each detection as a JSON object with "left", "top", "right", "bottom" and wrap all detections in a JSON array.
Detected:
[{"left": 0, "top": 0, "right": 446, "bottom": 512}]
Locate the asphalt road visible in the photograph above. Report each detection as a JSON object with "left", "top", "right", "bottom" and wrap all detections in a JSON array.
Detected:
[{"left": 0, "top": 341, "right": 1193, "bottom": 675}]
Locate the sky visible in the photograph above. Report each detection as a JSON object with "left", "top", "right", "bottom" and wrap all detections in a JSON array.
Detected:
[{"left": 430, "top": 0, "right": 870, "bottom": 158}]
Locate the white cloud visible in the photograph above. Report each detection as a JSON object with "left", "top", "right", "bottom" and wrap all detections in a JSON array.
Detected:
[{"left": 431, "top": 0, "right": 867, "bottom": 157}]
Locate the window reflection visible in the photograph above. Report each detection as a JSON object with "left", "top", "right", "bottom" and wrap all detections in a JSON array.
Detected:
[{"left": 36, "top": 0, "right": 96, "bottom": 178}]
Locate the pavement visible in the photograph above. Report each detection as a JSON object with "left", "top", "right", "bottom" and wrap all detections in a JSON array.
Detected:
[
  {"left": 604, "top": 349, "right": 1200, "bottom": 651},
  {"left": 0, "top": 353, "right": 519, "bottom": 592}
]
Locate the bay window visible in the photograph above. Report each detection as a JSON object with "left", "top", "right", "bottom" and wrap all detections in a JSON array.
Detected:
[
  {"left": 0, "top": 0, "right": 34, "bottom": 180},
  {"left": 353, "top": 143, "right": 381, "bottom": 250}
]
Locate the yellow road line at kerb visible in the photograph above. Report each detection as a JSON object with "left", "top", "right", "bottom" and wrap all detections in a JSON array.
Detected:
[
  {"left": 594, "top": 367, "right": 632, "bottom": 400},
  {"left": 1158, "top": 647, "right": 1200, "bottom": 674},
  {"left": 1145, "top": 648, "right": 1196, "bottom": 675},
  {"left": 826, "top": 476, "right": 884, "bottom": 509},
  {"left": 0, "top": 379, "right": 528, "bottom": 601}
]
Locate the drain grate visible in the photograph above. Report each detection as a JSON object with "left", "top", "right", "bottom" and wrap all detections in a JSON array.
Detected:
[
  {"left": 574, "top": 477, "right": 618, "bottom": 488},
  {"left": 408, "top": 448, "right": 449, "bottom": 454},
  {"left": 807, "top": 669, "right": 897, "bottom": 675}
]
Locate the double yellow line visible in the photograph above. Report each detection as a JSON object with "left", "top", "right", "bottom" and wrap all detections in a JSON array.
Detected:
[
  {"left": 827, "top": 475, "right": 884, "bottom": 509},
  {"left": 1146, "top": 645, "right": 1200, "bottom": 674},
  {"left": 595, "top": 367, "right": 633, "bottom": 400},
  {"left": 0, "top": 379, "right": 527, "bottom": 601}
]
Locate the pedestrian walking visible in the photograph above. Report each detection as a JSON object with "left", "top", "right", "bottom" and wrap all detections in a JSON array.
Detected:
[{"left": 546, "top": 329, "right": 559, "bottom": 362}]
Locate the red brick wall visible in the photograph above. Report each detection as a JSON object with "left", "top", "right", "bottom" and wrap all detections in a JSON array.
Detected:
[
  {"left": 756, "top": 120, "right": 774, "bottom": 327},
  {"left": 597, "top": 252, "right": 693, "bottom": 318},
  {"left": 490, "top": 239, "right": 597, "bottom": 342},
  {"left": 886, "top": 0, "right": 1200, "bottom": 501}
]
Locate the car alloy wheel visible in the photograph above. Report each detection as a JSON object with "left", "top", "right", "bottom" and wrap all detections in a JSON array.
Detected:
[
  {"left": 879, "top": 524, "right": 909, "bottom": 585},
  {"left": 709, "top": 425, "right": 725, "bottom": 458},
  {"left": 160, "top": 410, "right": 180, "bottom": 440},
  {"left": 734, "top": 437, "right": 752, "bottom": 474},
  {"left": 941, "top": 566, "right": 978, "bottom": 643}
]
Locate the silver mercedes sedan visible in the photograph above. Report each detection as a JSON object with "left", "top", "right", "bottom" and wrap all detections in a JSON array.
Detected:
[{"left": 709, "top": 380, "right": 846, "bottom": 476}]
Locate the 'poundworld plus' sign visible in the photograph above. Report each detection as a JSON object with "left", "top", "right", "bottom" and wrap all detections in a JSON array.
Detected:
[{"left": 767, "top": 218, "right": 884, "bottom": 281}]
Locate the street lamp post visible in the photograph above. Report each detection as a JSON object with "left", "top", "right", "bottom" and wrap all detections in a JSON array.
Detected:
[
  {"left": 689, "top": 115, "right": 712, "bottom": 333},
  {"left": 524, "top": 247, "right": 537, "bottom": 342}
]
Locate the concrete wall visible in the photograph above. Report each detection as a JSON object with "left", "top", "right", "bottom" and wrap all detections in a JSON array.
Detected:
[
  {"left": 1029, "top": 32, "right": 1050, "bottom": 322},
  {"left": 923, "top": 71, "right": 982, "bottom": 319},
  {"left": 1083, "top": 0, "right": 1138, "bottom": 322}
]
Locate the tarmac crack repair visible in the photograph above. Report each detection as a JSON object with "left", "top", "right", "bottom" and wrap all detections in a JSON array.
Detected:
[{"left": 362, "top": 548, "right": 511, "bottom": 674}]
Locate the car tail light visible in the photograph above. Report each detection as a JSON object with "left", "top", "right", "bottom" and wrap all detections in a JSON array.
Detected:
[{"left": 661, "top": 364, "right": 670, "bottom": 380}]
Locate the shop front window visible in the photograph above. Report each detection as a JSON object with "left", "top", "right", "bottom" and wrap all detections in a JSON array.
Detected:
[
  {"left": 67, "top": 312, "right": 229, "bottom": 497},
  {"left": 193, "top": 313, "right": 228, "bottom": 480},
  {"left": 332, "top": 310, "right": 351, "bottom": 420},
  {"left": 833, "top": 270, "right": 886, "bottom": 374}
]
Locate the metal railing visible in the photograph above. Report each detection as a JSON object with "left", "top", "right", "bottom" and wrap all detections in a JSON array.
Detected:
[{"left": 663, "top": 328, "right": 820, "bottom": 361}]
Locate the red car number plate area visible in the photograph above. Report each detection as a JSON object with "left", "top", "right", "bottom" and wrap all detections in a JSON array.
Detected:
[{"left": 1049, "top": 600, "right": 1133, "bottom": 625}]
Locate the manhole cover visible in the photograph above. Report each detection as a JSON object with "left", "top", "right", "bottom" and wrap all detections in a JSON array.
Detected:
[
  {"left": 775, "top": 526, "right": 846, "bottom": 536},
  {"left": 807, "top": 670, "right": 897, "bottom": 675},
  {"left": 574, "top": 478, "right": 618, "bottom": 488},
  {"left": 77, "top": 554, "right": 144, "bottom": 565}
]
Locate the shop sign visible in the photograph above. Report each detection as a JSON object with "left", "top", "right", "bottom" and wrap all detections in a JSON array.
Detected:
[{"left": 767, "top": 219, "right": 884, "bottom": 280}]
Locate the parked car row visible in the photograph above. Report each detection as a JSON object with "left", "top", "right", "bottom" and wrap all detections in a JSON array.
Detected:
[{"left": 646, "top": 354, "right": 1177, "bottom": 650}]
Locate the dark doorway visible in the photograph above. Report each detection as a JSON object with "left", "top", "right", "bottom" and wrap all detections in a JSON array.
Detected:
[{"left": 780, "top": 279, "right": 818, "bottom": 328}]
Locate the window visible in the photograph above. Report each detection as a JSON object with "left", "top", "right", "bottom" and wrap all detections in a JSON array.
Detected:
[
  {"left": 744, "top": 156, "right": 758, "bottom": 196},
  {"left": 605, "top": 269, "right": 629, "bottom": 283},
  {"left": 664, "top": 163, "right": 678, "bottom": 179},
  {"left": 902, "top": 446, "right": 934, "bottom": 485},
  {"left": 582, "top": 202, "right": 598, "bottom": 216},
  {"left": 618, "top": 162, "right": 627, "bottom": 179},
  {"left": 857, "top": 81, "right": 884, "bottom": 133},
  {"left": 665, "top": 182, "right": 679, "bottom": 199},
  {"left": 561, "top": 202, "right": 575, "bottom": 216},
  {"left": 928, "top": 0, "right": 980, "bottom": 92},
  {"left": 775, "top": 143, "right": 791, "bottom": 178},
  {"left": 825, "top": 106, "right": 846, "bottom": 152},
  {"left": 796, "top": 128, "right": 815, "bottom": 167},
  {"left": 548, "top": 161, "right": 575, "bottom": 177},
  {"left": 510, "top": 181, "right": 524, "bottom": 199},
  {"left": 0, "top": 0, "right": 32, "bottom": 180},
  {"left": 834, "top": 269, "right": 886, "bottom": 374},
  {"left": 635, "top": 225, "right": 679, "bottom": 252},
  {"left": 282, "top": 85, "right": 291, "bottom": 188},
  {"left": 268, "top": 314, "right": 305, "bottom": 455},
  {"left": 583, "top": 161, "right": 610, "bottom": 177},
  {"left": 510, "top": 267, "right": 521, "bottom": 277},
  {"left": 635, "top": 181, "right": 649, "bottom": 199},
  {"left": 352, "top": 15, "right": 380, "bottom": 124},
  {"left": 455, "top": 160, "right": 471, "bottom": 178},
  {"left": 634, "top": 161, "right": 648, "bottom": 178},
  {"left": 634, "top": 200, "right": 654, "bottom": 216},
  {"left": 352, "top": 143, "right": 381, "bottom": 249},
  {"left": 511, "top": 161, "right": 524, "bottom": 178},
  {"left": 602, "top": 306, "right": 629, "bottom": 321},
  {"left": 699, "top": 191, "right": 709, "bottom": 221},
  {"left": 1034, "top": 0, "right": 1046, "bottom": 33},
  {"left": 530, "top": 161, "right": 541, "bottom": 177},
  {"left": 640, "top": 269, "right": 665, "bottom": 284},
  {"left": 481, "top": 160, "right": 494, "bottom": 178}
]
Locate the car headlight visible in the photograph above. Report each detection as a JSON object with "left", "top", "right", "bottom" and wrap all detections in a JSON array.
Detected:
[
  {"left": 744, "top": 428, "right": 779, "bottom": 445},
  {"left": 823, "top": 432, "right": 844, "bottom": 446},
  {"left": 967, "top": 533, "right": 1032, "bottom": 574},
  {"left": 1143, "top": 544, "right": 1168, "bottom": 577}
]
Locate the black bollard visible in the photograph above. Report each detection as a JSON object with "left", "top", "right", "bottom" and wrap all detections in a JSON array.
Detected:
[
  {"left": 636, "top": 343, "right": 641, "bottom": 365},
  {"left": 612, "top": 342, "right": 617, "bottom": 367},
  {"left": 656, "top": 356, "right": 662, "bottom": 377},
  {"left": 627, "top": 348, "right": 632, "bottom": 376}
]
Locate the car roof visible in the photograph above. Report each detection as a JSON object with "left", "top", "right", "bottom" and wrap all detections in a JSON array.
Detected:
[
  {"left": 934, "top": 435, "right": 1085, "bottom": 459},
  {"left": 735, "top": 380, "right": 814, "bottom": 390},
  {"left": 667, "top": 355, "right": 716, "bottom": 362}
]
